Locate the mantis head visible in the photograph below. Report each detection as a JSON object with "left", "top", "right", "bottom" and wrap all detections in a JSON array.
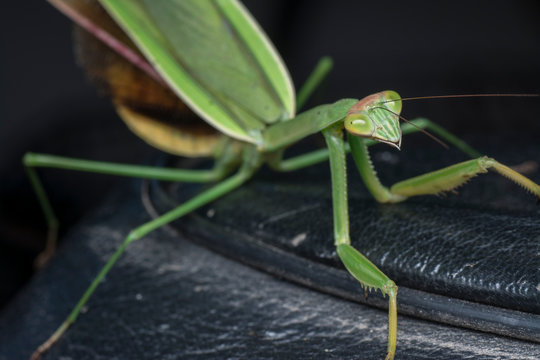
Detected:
[{"left": 344, "top": 90, "right": 403, "bottom": 149}]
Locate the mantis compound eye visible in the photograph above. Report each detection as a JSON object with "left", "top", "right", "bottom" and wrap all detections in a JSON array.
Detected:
[
  {"left": 344, "top": 113, "right": 375, "bottom": 137},
  {"left": 381, "top": 90, "right": 402, "bottom": 115}
]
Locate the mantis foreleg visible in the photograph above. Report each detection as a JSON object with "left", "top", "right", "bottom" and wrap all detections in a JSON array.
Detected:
[
  {"left": 30, "top": 148, "right": 261, "bottom": 360},
  {"left": 348, "top": 134, "right": 540, "bottom": 202},
  {"left": 322, "top": 124, "right": 398, "bottom": 360}
]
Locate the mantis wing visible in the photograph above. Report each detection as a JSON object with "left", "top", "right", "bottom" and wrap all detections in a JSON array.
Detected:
[
  {"left": 48, "top": 0, "right": 225, "bottom": 157},
  {"left": 98, "top": 0, "right": 296, "bottom": 144}
]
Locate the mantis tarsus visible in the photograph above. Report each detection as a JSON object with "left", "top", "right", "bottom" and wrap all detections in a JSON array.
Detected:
[{"left": 24, "top": 1, "right": 540, "bottom": 359}]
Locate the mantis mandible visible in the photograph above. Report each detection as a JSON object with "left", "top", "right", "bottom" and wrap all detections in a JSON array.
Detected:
[{"left": 26, "top": 1, "right": 540, "bottom": 359}]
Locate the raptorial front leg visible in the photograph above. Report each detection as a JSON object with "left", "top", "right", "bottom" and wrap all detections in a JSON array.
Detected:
[
  {"left": 322, "top": 124, "right": 398, "bottom": 360},
  {"left": 348, "top": 134, "right": 540, "bottom": 202},
  {"left": 390, "top": 157, "right": 540, "bottom": 200}
]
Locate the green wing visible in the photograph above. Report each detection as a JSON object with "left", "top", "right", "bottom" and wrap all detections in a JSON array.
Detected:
[{"left": 98, "top": 0, "right": 295, "bottom": 144}]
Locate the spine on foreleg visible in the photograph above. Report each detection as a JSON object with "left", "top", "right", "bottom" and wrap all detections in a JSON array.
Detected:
[{"left": 486, "top": 159, "right": 540, "bottom": 200}]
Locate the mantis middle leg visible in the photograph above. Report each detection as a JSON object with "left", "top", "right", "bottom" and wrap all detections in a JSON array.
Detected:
[
  {"left": 30, "top": 146, "right": 261, "bottom": 360},
  {"left": 269, "top": 117, "right": 480, "bottom": 172},
  {"left": 24, "top": 144, "right": 239, "bottom": 267}
]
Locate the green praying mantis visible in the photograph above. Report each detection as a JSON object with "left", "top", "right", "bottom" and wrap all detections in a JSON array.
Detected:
[{"left": 26, "top": 1, "right": 540, "bottom": 359}]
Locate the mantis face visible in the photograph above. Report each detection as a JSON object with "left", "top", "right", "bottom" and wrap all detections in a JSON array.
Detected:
[{"left": 344, "top": 90, "right": 403, "bottom": 149}]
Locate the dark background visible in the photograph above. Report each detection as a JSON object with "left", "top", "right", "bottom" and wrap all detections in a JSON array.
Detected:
[{"left": 1, "top": 1, "right": 539, "bottom": 310}]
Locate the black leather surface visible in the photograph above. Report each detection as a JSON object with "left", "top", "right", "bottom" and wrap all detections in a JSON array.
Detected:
[
  {"left": 148, "top": 139, "right": 540, "bottom": 342},
  {"left": 1, "top": 179, "right": 539, "bottom": 359}
]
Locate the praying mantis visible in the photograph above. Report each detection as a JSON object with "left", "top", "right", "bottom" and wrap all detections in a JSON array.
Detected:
[{"left": 23, "top": 1, "right": 540, "bottom": 359}]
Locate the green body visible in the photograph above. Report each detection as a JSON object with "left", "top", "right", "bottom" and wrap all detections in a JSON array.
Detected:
[{"left": 28, "top": 1, "right": 540, "bottom": 360}]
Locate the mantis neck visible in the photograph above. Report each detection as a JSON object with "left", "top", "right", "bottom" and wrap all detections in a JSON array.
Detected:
[{"left": 259, "top": 99, "right": 357, "bottom": 152}]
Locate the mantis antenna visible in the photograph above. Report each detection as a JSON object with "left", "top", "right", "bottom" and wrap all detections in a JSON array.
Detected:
[
  {"left": 371, "top": 106, "right": 450, "bottom": 149},
  {"left": 381, "top": 93, "right": 540, "bottom": 104},
  {"left": 375, "top": 93, "right": 540, "bottom": 148}
]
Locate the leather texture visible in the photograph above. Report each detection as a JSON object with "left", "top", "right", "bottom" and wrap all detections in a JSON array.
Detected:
[
  {"left": 150, "top": 139, "right": 540, "bottom": 342},
  {"left": 1, "top": 179, "right": 539, "bottom": 359}
]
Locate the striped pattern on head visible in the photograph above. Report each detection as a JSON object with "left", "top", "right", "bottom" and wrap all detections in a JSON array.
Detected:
[{"left": 345, "top": 91, "right": 402, "bottom": 149}]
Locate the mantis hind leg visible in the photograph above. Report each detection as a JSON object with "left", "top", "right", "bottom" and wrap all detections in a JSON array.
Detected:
[
  {"left": 24, "top": 146, "right": 239, "bottom": 267},
  {"left": 30, "top": 150, "right": 260, "bottom": 360},
  {"left": 296, "top": 57, "right": 333, "bottom": 111},
  {"left": 323, "top": 124, "right": 398, "bottom": 360},
  {"left": 349, "top": 134, "right": 540, "bottom": 202}
]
